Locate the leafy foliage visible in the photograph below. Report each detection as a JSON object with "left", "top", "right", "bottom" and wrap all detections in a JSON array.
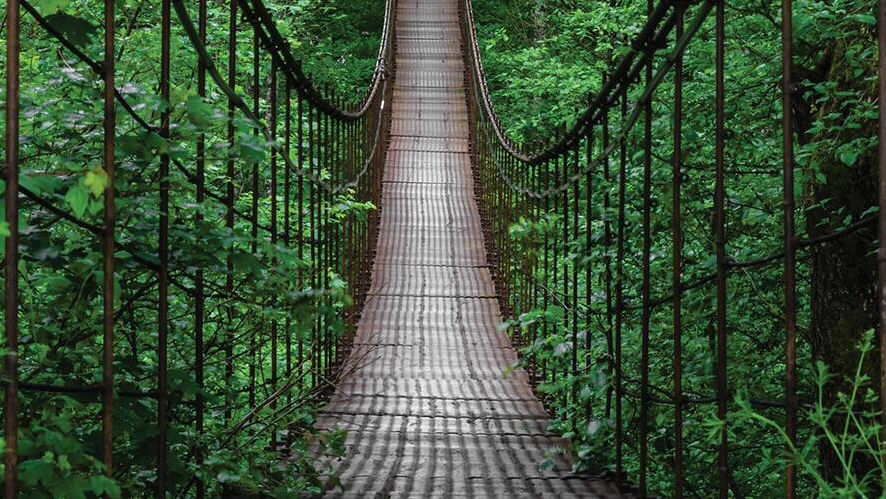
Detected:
[
  {"left": 476, "top": 0, "right": 882, "bottom": 495},
  {"left": 1, "top": 0, "right": 381, "bottom": 495}
]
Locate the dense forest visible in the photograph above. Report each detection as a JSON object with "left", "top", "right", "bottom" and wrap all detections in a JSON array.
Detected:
[
  {"left": 472, "top": 0, "right": 884, "bottom": 496},
  {"left": 1, "top": 0, "right": 384, "bottom": 495},
  {"left": 1, "top": 0, "right": 885, "bottom": 496}
]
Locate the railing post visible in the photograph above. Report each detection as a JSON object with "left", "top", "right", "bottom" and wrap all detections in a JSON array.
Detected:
[
  {"left": 298, "top": 94, "right": 306, "bottom": 392},
  {"left": 225, "top": 0, "right": 238, "bottom": 424},
  {"left": 270, "top": 57, "right": 279, "bottom": 450},
  {"left": 249, "top": 24, "right": 260, "bottom": 412},
  {"left": 714, "top": 0, "right": 729, "bottom": 496},
  {"left": 4, "top": 0, "right": 21, "bottom": 494},
  {"left": 672, "top": 6, "right": 685, "bottom": 498},
  {"left": 194, "top": 0, "right": 207, "bottom": 495},
  {"left": 284, "top": 82, "right": 292, "bottom": 422},
  {"left": 158, "top": 0, "right": 172, "bottom": 493},
  {"left": 878, "top": 0, "right": 886, "bottom": 479},
  {"left": 639, "top": 21, "right": 654, "bottom": 492},
  {"left": 615, "top": 91, "right": 627, "bottom": 485},
  {"left": 781, "top": 0, "right": 798, "bottom": 496},
  {"left": 101, "top": 0, "right": 117, "bottom": 481}
]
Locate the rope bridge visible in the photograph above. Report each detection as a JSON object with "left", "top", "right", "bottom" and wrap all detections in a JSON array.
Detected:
[{"left": 3, "top": 0, "right": 886, "bottom": 496}]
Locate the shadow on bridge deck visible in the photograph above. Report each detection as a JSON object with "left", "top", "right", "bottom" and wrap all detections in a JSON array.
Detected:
[{"left": 312, "top": 0, "right": 629, "bottom": 497}]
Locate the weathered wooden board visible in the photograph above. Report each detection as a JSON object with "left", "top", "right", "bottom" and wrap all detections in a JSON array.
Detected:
[{"left": 316, "top": 0, "right": 626, "bottom": 496}]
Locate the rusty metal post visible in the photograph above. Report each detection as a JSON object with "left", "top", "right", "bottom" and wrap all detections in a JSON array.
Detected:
[
  {"left": 639, "top": 5, "right": 657, "bottom": 495},
  {"left": 879, "top": 0, "right": 886, "bottom": 478},
  {"left": 308, "top": 103, "right": 317, "bottom": 389},
  {"left": 4, "top": 0, "right": 21, "bottom": 494},
  {"left": 194, "top": 0, "right": 207, "bottom": 495},
  {"left": 298, "top": 94, "right": 305, "bottom": 389},
  {"left": 542, "top": 158, "right": 550, "bottom": 384},
  {"left": 157, "top": 0, "right": 171, "bottom": 493},
  {"left": 672, "top": 6, "right": 684, "bottom": 498},
  {"left": 284, "top": 84, "right": 292, "bottom": 412},
  {"left": 225, "top": 0, "right": 238, "bottom": 423},
  {"left": 249, "top": 26, "right": 260, "bottom": 412},
  {"left": 781, "top": 0, "right": 797, "bottom": 496},
  {"left": 714, "top": 1, "right": 729, "bottom": 496},
  {"left": 571, "top": 141, "right": 579, "bottom": 410},
  {"left": 639, "top": 25, "right": 654, "bottom": 493},
  {"left": 101, "top": 0, "right": 116, "bottom": 480},
  {"left": 615, "top": 92, "right": 627, "bottom": 484},
  {"left": 602, "top": 98, "right": 613, "bottom": 421},
  {"left": 582, "top": 126, "right": 593, "bottom": 420},
  {"left": 322, "top": 89, "right": 331, "bottom": 377},
  {"left": 270, "top": 59, "right": 279, "bottom": 450}
]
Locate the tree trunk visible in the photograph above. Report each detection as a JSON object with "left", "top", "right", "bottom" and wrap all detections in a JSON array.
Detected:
[{"left": 801, "top": 40, "right": 881, "bottom": 483}]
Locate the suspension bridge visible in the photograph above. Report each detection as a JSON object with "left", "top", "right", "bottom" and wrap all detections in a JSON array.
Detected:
[{"left": 3, "top": 0, "right": 886, "bottom": 496}]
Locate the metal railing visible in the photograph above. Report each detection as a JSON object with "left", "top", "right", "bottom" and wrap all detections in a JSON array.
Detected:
[
  {"left": 461, "top": 0, "right": 886, "bottom": 496},
  {"left": 3, "top": 0, "right": 395, "bottom": 495}
]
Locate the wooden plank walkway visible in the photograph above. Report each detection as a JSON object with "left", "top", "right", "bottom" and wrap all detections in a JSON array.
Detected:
[{"left": 315, "top": 0, "right": 626, "bottom": 496}]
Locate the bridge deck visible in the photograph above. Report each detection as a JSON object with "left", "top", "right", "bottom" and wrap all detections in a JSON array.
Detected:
[{"left": 315, "top": 0, "right": 624, "bottom": 496}]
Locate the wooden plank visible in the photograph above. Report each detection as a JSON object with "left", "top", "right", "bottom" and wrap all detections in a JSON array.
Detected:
[{"left": 317, "top": 0, "right": 627, "bottom": 496}]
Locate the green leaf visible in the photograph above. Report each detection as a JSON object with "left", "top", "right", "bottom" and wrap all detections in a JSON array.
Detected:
[
  {"left": 231, "top": 251, "right": 260, "bottom": 274},
  {"left": 64, "top": 184, "right": 89, "bottom": 218},
  {"left": 35, "top": 0, "right": 70, "bottom": 12},
  {"left": 21, "top": 175, "right": 63, "bottom": 196},
  {"left": 86, "top": 476, "right": 121, "bottom": 498},
  {"left": 839, "top": 149, "right": 858, "bottom": 166},
  {"left": 852, "top": 13, "right": 876, "bottom": 25},
  {"left": 186, "top": 95, "right": 213, "bottom": 129},
  {"left": 45, "top": 12, "right": 97, "bottom": 48},
  {"left": 18, "top": 459, "right": 54, "bottom": 487},
  {"left": 84, "top": 167, "right": 109, "bottom": 197}
]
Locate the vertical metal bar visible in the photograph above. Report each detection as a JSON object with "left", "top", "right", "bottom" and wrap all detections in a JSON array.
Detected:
[
  {"left": 615, "top": 92, "right": 627, "bottom": 484},
  {"left": 308, "top": 103, "right": 317, "bottom": 388},
  {"left": 298, "top": 95, "right": 305, "bottom": 389},
  {"left": 157, "top": 0, "right": 171, "bottom": 493},
  {"left": 560, "top": 131, "right": 570, "bottom": 407},
  {"left": 602, "top": 97, "right": 613, "bottom": 421},
  {"left": 640, "top": 10, "right": 654, "bottom": 486},
  {"left": 225, "top": 0, "right": 237, "bottom": 424},
  {"left": 324, "top": 90, "right": 332, "bottom": 375},
  {"left": 4, "top": 0, "right": 20, "bottom": 493},
  {"left": 672, "top": 7, "right": 685, "bottom": 498},
  {"left": 781, "top": 0, "right": 797, "bottom": 496},
  {"left": 101, "top": 0, "right": 116, "bottom": 479},
  {"left": 714, "top": 1, "right": 729, "bottom": 496},
  {"left": 878, "top": 0, "right": 886, "bottom": 478},
  {"left": 318, "top": 95, "right": 325, "bottom": 378},
  {"left": 194, "top": 0, "right": 207, "bottom": 495},
  {"left": 571, "top": 137, "right": 580, "bottom": 411},
  {"left": 269, "top": 59, "right": 278, "bottom": 450},
  {"left": 249, "top": 25, "right": 260, "bottom": 411},
  {"left": 331, "top": 90, "right": 338, "bottom": 288},
  {"left": 585, "top": 120, "right": 594, "bottom": 422},
  {"left": 284, "top": 84, "right": 292, "bottom": 412},
  {"left": 542, "top": 158, "right": 550, "bottom": 384},
  {"left": 553, "top": 152, "right": 560, "bottom": 394},
  {"left": 320, "top": 89, "right": 328, "bottom": 377}
]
